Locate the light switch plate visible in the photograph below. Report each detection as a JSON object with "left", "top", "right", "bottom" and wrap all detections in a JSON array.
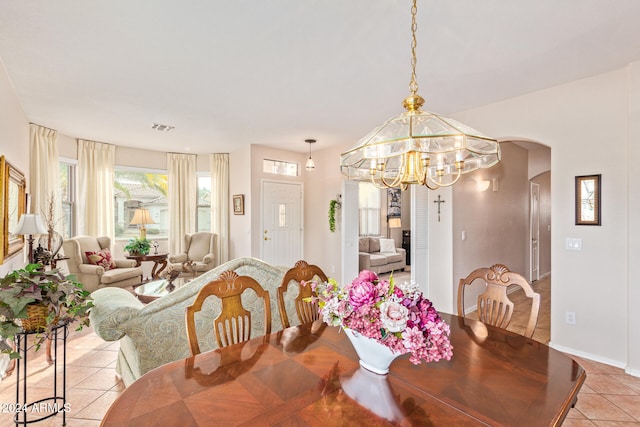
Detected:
[{"left": 565, "top": 237, "right": 582, "bottom": 251}]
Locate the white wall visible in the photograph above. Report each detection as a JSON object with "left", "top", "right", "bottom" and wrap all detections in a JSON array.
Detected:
[
  {"left": 229, "top": 144, "right": 252, "bottom": 258},
  {"left": 453, "top": 142, "right": 530, "bottom": 311},
  {"left": 0, "top": 60, "right": 30, "bottom": 276},
  {"left": 627, "top": 62, "right": 640, "bottom": 376},
  {"left": 453, "top": 66, "right": 633, "bottom": 370}
]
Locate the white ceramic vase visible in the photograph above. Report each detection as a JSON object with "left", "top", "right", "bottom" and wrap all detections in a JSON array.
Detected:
[
  {"left": 344, "top": 328, "right": 400, "bottom": 375},
  {"left": 341, "top": 367, "right": 405, "bottom": 422}
]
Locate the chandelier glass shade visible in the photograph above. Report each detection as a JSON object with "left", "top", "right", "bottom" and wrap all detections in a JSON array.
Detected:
[{"left": 339, "top": 0, "right": 500, "bottom": 190}]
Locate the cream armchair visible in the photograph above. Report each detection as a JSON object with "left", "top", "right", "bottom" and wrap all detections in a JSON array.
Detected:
[
  {"left": 62, "top": 236, "right": 143, "bottom": 293},
  {"left": 168, "top": 232, "right": 217, "bottom": 275}
]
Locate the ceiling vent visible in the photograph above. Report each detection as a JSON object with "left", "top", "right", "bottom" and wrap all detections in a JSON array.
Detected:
[{"left": 151, "top": 123, "right": 174, "bottom": 132}]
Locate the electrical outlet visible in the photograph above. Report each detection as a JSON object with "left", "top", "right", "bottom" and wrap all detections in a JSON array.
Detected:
[{"left": 565, "top": 311, "right": 576, "bottom": 325}]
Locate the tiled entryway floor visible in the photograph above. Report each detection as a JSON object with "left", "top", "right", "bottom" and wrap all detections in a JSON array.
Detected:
[{"left": 1, "top": 275, "right": 639, "bottom": 425}]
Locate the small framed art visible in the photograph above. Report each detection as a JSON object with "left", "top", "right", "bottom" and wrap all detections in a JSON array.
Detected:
[
  {"left": 233, "top": 194, "right": 244, "bottom": 215},
  {"left": 575, "top": 174, "right": 601, "bottom": 226}
]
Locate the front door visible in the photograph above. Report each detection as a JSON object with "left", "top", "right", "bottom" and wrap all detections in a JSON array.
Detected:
[{"left": 261, "top": 181, "right": 303, "bottom": 266}]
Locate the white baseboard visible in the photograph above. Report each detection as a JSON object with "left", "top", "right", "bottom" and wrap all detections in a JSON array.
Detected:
[{"left": 549, "top": 342, "right": 637, "bottom": 376}]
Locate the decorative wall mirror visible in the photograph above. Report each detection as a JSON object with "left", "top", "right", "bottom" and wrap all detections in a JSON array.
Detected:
[{"left": 0, "top": 156, "right": 26, "bottom": 264}]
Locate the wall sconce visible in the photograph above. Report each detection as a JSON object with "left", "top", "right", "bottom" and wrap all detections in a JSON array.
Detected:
[{"left": 476, "top": 180, "right": 491, "bottom": 192}]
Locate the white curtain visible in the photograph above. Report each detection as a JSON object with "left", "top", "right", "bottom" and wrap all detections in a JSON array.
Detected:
[
  {"left": 29, "top": 124, "right": 61, "bottom": 229},
  {"left": 210, "top": 153, "right": 229, "bottom": 265},
  {"left": 77, "top": 140, "right": 115, "bottom": 239},
  {"left": 168, "top": 153, "right": 197, "bottom": 254}
]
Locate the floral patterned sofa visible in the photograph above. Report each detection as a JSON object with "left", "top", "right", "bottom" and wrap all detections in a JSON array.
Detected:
[{"left": 89, "top": 257, "right": 292, "bottom": 386}]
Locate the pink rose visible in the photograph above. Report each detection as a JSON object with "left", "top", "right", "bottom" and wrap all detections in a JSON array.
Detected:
[
  {"left": 349, "top": 280, "right": 376, "bottom": 308},
  {"left": 380, "top": 301, "right": 409, "bottom": 333},
  {"left": 357, "top": 270, "right": 378, "bottom": 283}
]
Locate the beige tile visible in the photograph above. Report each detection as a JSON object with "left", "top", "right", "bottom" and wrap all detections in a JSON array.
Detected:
[
  {"left": 74, "top": 390, "right": 121, "bottom": 421},
  {"left": 66, "top": 388, "right": 107, "bottom": 414},
  {"left": 611, "top": 375, "right": 640, "bottom": 394},
  {"left": 74, "top": 368, "right": 121, "bottom": 391},
  {"left": 587, "top": 374, "right": 639, "bottom": 395},
  {"left": 563, "top": 420, "right": 597, "bottom": 426},
  {"left": 576, "top": 394, "right": 636, "bottom": 422},
  {"left": 568, "top": 408, "right": 589, "bottom": 419},
  {"left": 68, "top": 350, "right": 118, "bottom": 368},
  {"left": 603, "top": 394, "right": 640, "bottom": 421},
  {"left": 592, "top": 422, "right": 640, "bottom": 426}
]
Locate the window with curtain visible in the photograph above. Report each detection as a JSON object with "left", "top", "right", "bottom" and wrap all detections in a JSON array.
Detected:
[
  {"left": 114, "top": 168, "right": 168, "bottom": 239},
  {"left": 359, "top": 182, "right": 381, "bottom": 236},
  {"left": 59, "top": 161, "right": 76, "bottom": 238},
  {"left": 197, "top": 174, "right": 211, "bottom": 232}
]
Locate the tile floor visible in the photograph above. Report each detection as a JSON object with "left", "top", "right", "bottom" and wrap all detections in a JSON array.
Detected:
[{"left": 0, "top": 275, "right": 638, "bottom": 425}]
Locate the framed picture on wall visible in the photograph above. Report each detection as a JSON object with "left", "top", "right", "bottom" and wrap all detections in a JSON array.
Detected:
[
  {"left": 387, "top": 188, "right": 401, "bottom": 218},
  {"left": 575, "top": 174, "right": 601, "bottom": 225},
  {"left": 233, "top": 194, "right": 244, "bottom": 215}
]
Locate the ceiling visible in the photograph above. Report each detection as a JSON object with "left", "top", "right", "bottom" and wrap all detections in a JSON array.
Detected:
[{"left": 2, "top": 1, "right": 640, "bottom": 155}]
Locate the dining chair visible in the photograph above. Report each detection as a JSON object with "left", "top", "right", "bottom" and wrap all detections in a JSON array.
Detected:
[
  {"left": 185, "top": 270, "right": 271, "bottom": 355},
  {"left": 276, "top": 260, "right": 328, "bottom": 329},
  {"left": 457, "top": 263, "right": 540, "bottom": 338}
]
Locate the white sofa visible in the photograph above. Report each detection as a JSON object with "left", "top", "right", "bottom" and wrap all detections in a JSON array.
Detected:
[{"left": 358, "top": 236, "right": 406, "bottom": 275}]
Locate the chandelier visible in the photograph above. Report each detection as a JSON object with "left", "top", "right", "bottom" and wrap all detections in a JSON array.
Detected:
[{"left": 340, "top": 0, "right": 500, "bottom": 190}]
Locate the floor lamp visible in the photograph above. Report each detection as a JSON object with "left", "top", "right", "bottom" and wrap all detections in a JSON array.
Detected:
[
  {"left": 387, "top": 217, "right": 402, "bottom": 239},
  {"left": 15, "top": 214, "right": 48, "bottom": 264}
]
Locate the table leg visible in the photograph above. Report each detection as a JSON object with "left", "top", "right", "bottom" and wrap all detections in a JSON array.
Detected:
[{"left": 152, "top": 259, "right": 168, "bottom": 279}]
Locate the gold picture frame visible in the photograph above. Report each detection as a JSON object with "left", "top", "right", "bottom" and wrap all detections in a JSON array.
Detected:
[
  {"left": 575, "top": 174, "right": 601, "bottom": 226},
  {"left": 233, "top": 194, "right": 244, "bottom": 215},
  {"left": 0, "top": 156, "right": 27, "bottom": 264}
]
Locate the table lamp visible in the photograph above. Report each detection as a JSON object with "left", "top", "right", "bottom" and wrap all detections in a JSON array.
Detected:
[
  {"left": 15, "top": 214, "right": 48, "bottom": 264},
  {"left": 130, "top": 208, "right": 155, "bottom": 239}
]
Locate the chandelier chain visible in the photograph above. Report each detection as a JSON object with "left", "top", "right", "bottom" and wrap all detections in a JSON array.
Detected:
[{"left": 409, "top": 0, "right": 419, "bottom": 95}]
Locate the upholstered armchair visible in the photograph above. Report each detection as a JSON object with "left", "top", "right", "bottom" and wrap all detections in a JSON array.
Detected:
[
  {"left": 62, "top": 236, "right": 143, "bottom": 293},
  {"left": 168, "top": 232, "right": 217, "bottom": 275}
]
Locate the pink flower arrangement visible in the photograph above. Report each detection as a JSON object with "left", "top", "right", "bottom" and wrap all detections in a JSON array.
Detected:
[{"left": 307, "top": 270, "right": 453, "bottom": 365}]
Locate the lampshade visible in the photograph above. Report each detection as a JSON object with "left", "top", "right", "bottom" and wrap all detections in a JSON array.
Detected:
[
  {"left": 339, "top": 0, "right": 500, "bottom": 190},
  {"left": 388, "top": 218, "right": 402, "bottom": 229},
  {"left": 15, "top": 214, "right": 48, "bottom": 235},
  {"left": 130, "top": 208, "right": 155, "bottom": 226},
  {"left": 305, "top": 139, "right": 317, "bottom": 172}
]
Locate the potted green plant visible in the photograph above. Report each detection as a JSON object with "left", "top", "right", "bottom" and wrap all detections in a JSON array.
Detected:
[
  {"left": 0, "top": 264, "right": 93, "bottom": 359},
  {"left": 124, "top": 238, "right": 151, "bottom": 255}
]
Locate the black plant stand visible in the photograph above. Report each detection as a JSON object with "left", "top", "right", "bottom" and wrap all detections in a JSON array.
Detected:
[{"left": 13, "top": 322, "right": 68, "bottom": 426}]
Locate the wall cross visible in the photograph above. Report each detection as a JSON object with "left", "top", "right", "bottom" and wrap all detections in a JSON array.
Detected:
[{"left": 434, "top": 195, "right": 445, "bottom": 222}]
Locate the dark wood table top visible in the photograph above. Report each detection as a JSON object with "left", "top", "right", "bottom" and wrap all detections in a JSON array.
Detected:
[
  {"left": 125, "top": 253, "right": 168, "bottom": 261},
  {"left": 101, "top": 313, "right": 585, "bottom": 426}
]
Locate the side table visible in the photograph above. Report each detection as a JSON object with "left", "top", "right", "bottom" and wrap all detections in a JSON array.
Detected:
[
  {"left": 14, "top": 322, "right": 68, "bottom": 426},
  {"left": 125, "top": 253, "right": 168, "bottom": 281}
]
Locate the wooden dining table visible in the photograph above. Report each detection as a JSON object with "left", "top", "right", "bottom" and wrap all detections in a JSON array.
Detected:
[{"left": 101, "top": 313, "right": 585, "bottom": 426}]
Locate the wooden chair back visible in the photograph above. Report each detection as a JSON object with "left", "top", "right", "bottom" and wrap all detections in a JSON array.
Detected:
[
  {"left": 185, "top": 270, "right": 271, "bottom": 355},
  {"left": 277, "top": 260, "right": 328, "bottom": 329},
  {"left": 457, "top": 264, "right": 540, "bottom": 338}
]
